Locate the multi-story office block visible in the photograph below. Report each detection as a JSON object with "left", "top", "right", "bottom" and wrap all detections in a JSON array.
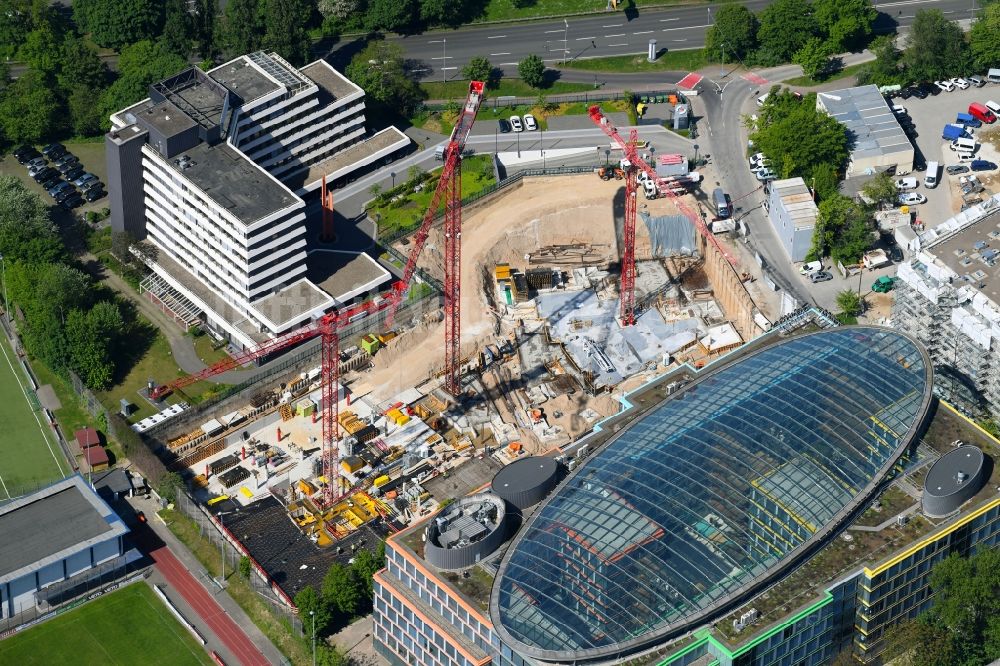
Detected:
[
  {"left": 373, "top": 325, "right": 1000, "bottom": 666},
  {"left": 106, "top": 53, "right": 407, "bottom": 349}
]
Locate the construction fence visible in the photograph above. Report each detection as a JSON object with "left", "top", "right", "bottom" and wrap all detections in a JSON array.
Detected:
[{"left": 172, "top": 490, "right": 303, "bottom": 638}]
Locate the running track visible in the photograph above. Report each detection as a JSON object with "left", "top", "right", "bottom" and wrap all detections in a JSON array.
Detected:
[{"left": 149, "top": 544, "right": 270, "bottom": 666}]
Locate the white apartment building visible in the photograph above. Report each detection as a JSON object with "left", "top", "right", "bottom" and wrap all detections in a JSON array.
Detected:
[
  {"left": 892, "top": 195, "right": 1000, "bottom": 417},
  {"left": 105, "top": 53, "right": 407, "bottom": 349}
]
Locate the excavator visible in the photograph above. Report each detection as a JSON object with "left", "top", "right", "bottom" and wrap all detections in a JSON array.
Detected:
[{"left": 597, "top": 165, "right": 626, "bottom": 180}]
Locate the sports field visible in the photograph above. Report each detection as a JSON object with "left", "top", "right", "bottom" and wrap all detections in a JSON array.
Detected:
[
  {"left": 0, "top": 334, "right": 71, "bottom": 498},
  {"left": 0, "top": 583, "right": 212, "bottom": 665}
]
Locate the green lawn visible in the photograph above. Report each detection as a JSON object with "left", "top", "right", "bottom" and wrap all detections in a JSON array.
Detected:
[
  {"left": 782, "top": 61, "right": 870, "bottom": 87},
  {"left": 420, "top": 79, "right": 594, "bottom": 101},
  {"left": 0, "top": 335, "right": 71, "bottom": 497},
  {"left": 562, "top": 49, "right": 709, "bottom": 73},
  {"left": 474, "top": 0, "right": 707, "bottom": 23},
  {"left": 369, "top": 154, "right": 498, "bottom": 237},
  {"left": 0, "top": 583, "right": 212, "bottom": 666}
]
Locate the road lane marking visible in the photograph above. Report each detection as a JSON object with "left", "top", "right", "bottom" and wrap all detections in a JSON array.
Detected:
[
  {"left": 607, "top": 43, "right": 628, "bottom": 47},
  {"left": 576, "top": 36, "right": 596, "bottom": 40},
  {"left": 659, "top": 17, "right": 679, "bottom": 21},
  {"left": 431, "top": 56, "right": 453, "bottom": 60},
  {"left": 490, "top": 52, "right": 511, "bottom": 56},
  {"left": 662, "top": 23, "right": 710, "bottom": 31},
  {"left": 603, "top": 23, "right": 623, "bottom": 27},
  {"left": 634, "top": 30, "right": 653, "bottom": 35},
  {"left": 605, "top": 33, "right": 626, "bottom": 37},
  {"left": 672, "top": 38, "right": 688, "bottom": 42},
  {"left": 544, "top": 29, "right": 563, "bottom": 33}
]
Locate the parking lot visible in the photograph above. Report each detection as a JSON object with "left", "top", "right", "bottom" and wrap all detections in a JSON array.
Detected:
[
  {"left": 0, "top": 141, "right": 108, "bottom": 221},
  {"left": 894, "top": 81, "right": 1000, "bottom": 230}
]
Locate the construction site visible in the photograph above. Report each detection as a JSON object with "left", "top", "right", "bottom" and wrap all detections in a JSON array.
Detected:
[{"left": 139, "top": 87, "right": 776, "bottom": 604}]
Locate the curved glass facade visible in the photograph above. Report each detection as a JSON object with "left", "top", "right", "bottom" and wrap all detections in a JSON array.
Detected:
[{"left": 491, "top": 328, "right": 932, "bottom": 660}]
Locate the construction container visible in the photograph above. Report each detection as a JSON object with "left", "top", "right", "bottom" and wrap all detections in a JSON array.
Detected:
[
  {"left": 298, "top": 479, "right": 316, "bottom": 496},
  {"left": 296, "top": 399, "right": 316, "bottom": 418},
  {"left": 377, "top": 331, "right": 397, "bottom": 345},
  {"left": 386, "top": 408, "right": 410, "bottom": 426},
  {"left": 355, "top": 424, "right": 379, "bottom": 444},
  {"left": 525, "top": 268, "right": 554, "bottom": 290},
  {"left": 341, "top": 455, "right": 364, "bottom": 474},
  {"left": 373, "top": 475, "right": 391, "bottom": 488},
  {"left": 495, "top": 263, "right": 512, "bottom": 281},
  {"left": 360, "top": 334, "right": 381, "bottom": 356}
]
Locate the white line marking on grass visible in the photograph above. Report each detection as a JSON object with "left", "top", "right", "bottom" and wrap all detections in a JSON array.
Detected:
[{"left": 0, "top": 335, "right": 68, "bottom": 481}]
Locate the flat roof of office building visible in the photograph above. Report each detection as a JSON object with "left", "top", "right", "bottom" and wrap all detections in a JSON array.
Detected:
[
  {"left": 300, "top": 60, "right": 363, "bottom": 101},
  {"left": 0, "top": 476, "right": 128, "bottom": 585},
  {"left": 209, "top": 55, "right": 282, "bottom": 102},
  {"left": 307, "top": 250, "right": 393, "bottom": 304},
  {"left": 167, "top": 142, "right": 300, "bottom": 225},
  {"left": 770, "top": 178, "right": 819, "bottom": 230},
  {"left": 285, "top": 127, "right": 411, "bottom": 193},
  {"left": 817, "top": 85, "right": 912, "bottom": 161},
  {"left": 251, "top": 278, "right": 334, "bottom": 331},
  {"left": 919, "top": 201, "right": 1000, "bottom": 303},
  {"left": 135, "top": 100, "right": 198, "bottom": 136}
]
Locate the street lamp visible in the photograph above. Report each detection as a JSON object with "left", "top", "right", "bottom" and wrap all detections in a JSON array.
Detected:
[
  {"left": 720, "top": 42, "right": 725, "bottom": 78},
  {"left": 563, "top": 19, "right": 569, "bottom": 65},
  {"left": 693, "top": 143, "right": 700, "bottom": 165},
  {"left": 390, "top": 171, "right": 396, "bottom": 188},
  {"left": 541, "top": 128, "right": 545, "bottom": 169},
  {"left": 310, "top": 610, "right": 316, "bottom": 666}
]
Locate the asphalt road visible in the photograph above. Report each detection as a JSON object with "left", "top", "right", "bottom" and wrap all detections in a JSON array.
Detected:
[{"left": 329, "top": 0, "right": 980, "bottom": 81}]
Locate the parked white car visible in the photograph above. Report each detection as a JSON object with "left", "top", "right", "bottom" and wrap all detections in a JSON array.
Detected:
[
  {"left": 898, "top": 192, "right": 927, "bottom": 205},
  {"left": 957, "top": 151, "right": 978, "bottom": 162},
  {"left": 756, "top": 93, "right": 769, "bottom": 107},
  {"left": 523, "top": 113, "right": 538, "bottom": 131},
  {"left": 749, "top": 152, "right": 769, "bottom": 168},
  {"left": 935, "top": 80, "right": 955, "bottom": 92},
  {"left": 509, "top": 115, "right": 523, "bottom": 132},
  {"left": 951, "top": 77, "right": 970, "bottom": 89},
  {"left": 799, "top": 261, "right": 823, "bottom": 275},
  {"left": 754, "top": 167, "right": 777, "bottom": 181},
  {"left": 895, "top": 177, "right": 919, "bottom": 191}
]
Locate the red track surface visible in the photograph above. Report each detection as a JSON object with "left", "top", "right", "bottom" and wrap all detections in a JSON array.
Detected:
[{"left": 149, "top": 544, "right": 270, "bottom": 666}]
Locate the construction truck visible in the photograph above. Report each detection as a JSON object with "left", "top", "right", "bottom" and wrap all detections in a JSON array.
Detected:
[
  {"left": 598, "top": 166, "right": 625, "bottom": 180},
  {"left": 872, "top": 276, "right": 897, "bottom": 293}
]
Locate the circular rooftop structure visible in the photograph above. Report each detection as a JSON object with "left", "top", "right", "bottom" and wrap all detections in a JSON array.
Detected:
[
  {"left": 489, "top": 327, "right": 933, "bottom": 662},
  {"left": 922, "top": 445, "right": 987, "bottom": 518},
  {"left": 424, "top": 493, "right": 508, "bottom": 570},
  {"left": 491, "top": 456, "right": 562, "bottom": 511}
]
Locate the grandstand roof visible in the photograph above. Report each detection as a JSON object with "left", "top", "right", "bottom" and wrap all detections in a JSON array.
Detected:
[{"left": 490, "top": 327, "right": 933, "bottom": 661}]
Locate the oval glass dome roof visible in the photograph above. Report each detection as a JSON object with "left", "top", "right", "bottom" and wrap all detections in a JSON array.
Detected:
[{"left": 490, "top": 328, "right": 932, "bottom": 661}]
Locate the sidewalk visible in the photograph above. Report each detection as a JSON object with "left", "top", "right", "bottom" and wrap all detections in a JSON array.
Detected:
[{"left": 130, "top": 495, "right": 288, "bottom": 666}]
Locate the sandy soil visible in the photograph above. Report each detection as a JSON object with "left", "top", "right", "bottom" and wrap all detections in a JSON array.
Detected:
[{"left": 364, "top": 175, "right": 686, "bottom": 398}]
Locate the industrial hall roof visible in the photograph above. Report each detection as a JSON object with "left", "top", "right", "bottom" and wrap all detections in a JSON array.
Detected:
[{"left": 490, "top": 327, "right": 933, "bottom": 662}]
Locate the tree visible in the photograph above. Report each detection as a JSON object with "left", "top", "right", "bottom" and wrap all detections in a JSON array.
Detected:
[
  {"left": 68, "top": 85, "right": 105, "bottom": 137},
  {"left": 749, "top": 90, "right": 849, "bottom": 189},
  {"left": 793, "top": 38, "right": 834, "bottom": 80},
  {"left": 420, "top": 0, "right": 465, "bottom": 27},
  {"left": 518, "top": 54, "right": 546, "bottom": 89},
  {"left": 224, "top": 0, "right": 263, "bottom": 55},
  {"left": 0, "top": 176, "right": 64, "bottom": 265},
  {"left": 322, "top": 562, "right": 362, "bottom": 616},
  {"left": 58, "top": 37, "right": 110, "bottom": 91},
  {"left": 836, "top": 289, "right": 863, "bottom": 316},
  {"left": 463, "top": 56, "right": 498, "bottom": 89},
  {"left": 856, "top": 34, "right": 903, "bottom": 87},
  {"left": 17, "top": 22, "right": 63, "bottom": 77},
  {"left": 162, "top": 0, "right": 192, "bottom": 57},
  {"left": 705, "top": 4, "right": 758, "bottom": 61},
  {"left": 755, "top": 0, "right": 816, "bottom": 65},
  {"left": 192, "top": 0, "right": 218, "bottom": 60},
  {"left": 811, "top": 193, "right": 869, "bottom": 261},
  {"left": 903, "top": 9, "right": 970, "bottom": 83},
  {"left": 238, "top": 555, "right": 251, "bottom": 579},
  {"left": 351, "top": 546, "right": 385, "bottom": 601},
  {"left": 345, "top": 40, "right": 424, "bottom": 115},
  {"left": 295, "top": 585, "right": 333, "bottom": 639},
  {"left": 921, "top": 549, "right": 1000, "bottom": 664},
  {"left": 157, "top": 471, "right": 184, "bottom": 503},
  {"left": 0, "top": 70, "right": 63, "bottom": 144},
  {"left": 812, "top": 0, "right": 877, "bottom": 52},
  {"left": 0, "top": 0, "right": 36, "bottom": 60},
  {"left": 861, "top": 172, "right": 899, "bottom": 208},
  {"left": 970, "top": 3, "right": 1000, "bottom": 73},
  {"left": 811, "top": 162, "right": 840, "bottom": 201},
  {"left": 319, "top": 0, "right": 363, "bottom": 21},
  {"left": 364, "top": 0, "right": 417, "bottom": 33},
  {"left": 262, "top": 0, "right": 313, "bottom": 66},
  {"left": 81, "top": 0, "right": 161, "bottom": 50},
  {"left": 884, "top": 618, "right": 959, "bottom": 666},
  {"left": 66, "top": 301, "right": 123, "bottom": 389}
]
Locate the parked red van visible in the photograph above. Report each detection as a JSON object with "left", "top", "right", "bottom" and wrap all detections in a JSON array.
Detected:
[{"left": 969, "top": 102, "right": 997, "bottom": 124}]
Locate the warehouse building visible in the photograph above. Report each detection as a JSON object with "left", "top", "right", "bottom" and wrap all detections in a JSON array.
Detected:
[
  {"left": 764, "top": 177, "right": 818, "bottom": 263},
  {"left": 816, "top": 85, "right": 913, "bottom": 178},
  {"left": 105, "top": 52, "right": 407, "bottom": 349},
  {"left": 373, "top": 326, "right": 1000, "bottom": 665},
  {"left": 0, "top": 476, "right": 130, "bottom": 620},
  {"left": 892, "top": 195, "right": 1000, "bottom": 419}
]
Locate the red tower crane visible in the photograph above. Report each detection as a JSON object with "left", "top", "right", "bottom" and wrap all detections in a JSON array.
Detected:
[
  {"left": 147, "top": 82, "right": 487, "bottom": 504},
  {"left": 588, "top": 106, "right": 737, "bottom": 325},
  {"left": 386, "top": 80, "right": 485, "bottom": 395}
]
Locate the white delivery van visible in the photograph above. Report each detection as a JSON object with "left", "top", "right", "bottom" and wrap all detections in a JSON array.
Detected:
[
  {"left": 950, "top": 137, "right": 977, "bottom": 152},
  {"left": 924, "top": 161, "right": 940, "bottom": 189},
  {"left": 799, "top": 260, "right": 823, "bottom": 275},
  {"left": 985, "top": 100, "right": 1000, "bottom": 116},
  {"left": 988, "top": 68, "right": 1000, "bottom": 84}
]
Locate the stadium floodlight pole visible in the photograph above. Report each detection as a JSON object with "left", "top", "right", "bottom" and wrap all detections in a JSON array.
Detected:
[
  {"left": 311, "top": 611, "right": 316, "bottom": 666},
  {"left": 0, "top": 253, "right": 7, "bottom": 324}
]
